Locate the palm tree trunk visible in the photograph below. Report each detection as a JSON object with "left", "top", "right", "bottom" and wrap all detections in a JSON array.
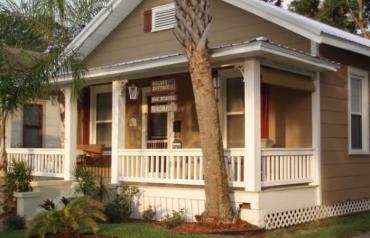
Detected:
[
  {"left": 187, "top": 46, "right": 234, "bottom": 222},
  {"left": 0, "top": 113, "right": 8, "bottom": 177}
]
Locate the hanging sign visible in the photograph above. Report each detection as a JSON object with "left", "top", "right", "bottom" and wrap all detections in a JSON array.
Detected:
[
  {"left": 151, "top": 79, "right": 176, "bottom": 93},
  {"left": 151, "top": 95, "right": 177, "bottom": 104},
  {"left": 151, "top": 103, "right": 178, "bottom": 113}
]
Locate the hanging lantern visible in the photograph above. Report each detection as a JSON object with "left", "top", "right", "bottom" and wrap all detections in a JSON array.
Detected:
[{"left": 128, "top": 84, "right": 139, "bottom": 100}]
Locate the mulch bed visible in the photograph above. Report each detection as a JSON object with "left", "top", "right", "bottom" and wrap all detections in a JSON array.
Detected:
[
  {"left": 33, "top": 234, "right": 114, "bottom": 238},
  {"left": 171, "top": 220, "right": 260, "bottom": 235}
]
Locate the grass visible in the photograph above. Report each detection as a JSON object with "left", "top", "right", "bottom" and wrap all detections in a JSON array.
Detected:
[{"left": 1, "top": 212, "right": 370, "bottom": 238}]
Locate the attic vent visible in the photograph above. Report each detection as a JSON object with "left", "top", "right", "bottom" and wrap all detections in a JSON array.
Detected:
[{"left": 152, "top": 3, "right": 176, "bottom": 32}]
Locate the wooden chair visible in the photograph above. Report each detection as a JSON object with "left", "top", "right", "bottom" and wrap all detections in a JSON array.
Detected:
[{"left": 77, "top": 144, "right": 105, "bottom": 165}]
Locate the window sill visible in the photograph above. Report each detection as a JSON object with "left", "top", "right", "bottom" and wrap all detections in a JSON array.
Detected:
[{"left": 348, "top": 150, "right": 370, "bottom": 155}]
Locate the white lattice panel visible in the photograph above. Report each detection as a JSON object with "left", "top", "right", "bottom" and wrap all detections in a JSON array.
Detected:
[{"left": 265, "top": 199, "right": 370, "bottom": 230}]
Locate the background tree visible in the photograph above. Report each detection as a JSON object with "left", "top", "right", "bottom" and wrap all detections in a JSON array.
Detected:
[
  {"left": 261, "top": 0, "right": 284, "bottom": 7},
  {"left": 173, "top": 0, "right": 234, "bottom": 223},
  {"left": 289, "top": 0, "right": 370, "bottom": 38},
  {"left": 289, "top": 0, "right": 320, "bottom": 17},
  {"left": 0, "top": 0, "right": 108, "bottom": 148}
]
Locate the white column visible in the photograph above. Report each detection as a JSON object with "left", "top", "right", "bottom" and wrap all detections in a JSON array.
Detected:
[
  {"left": 312, "top": 72, "right": 322, "bottom": 204},
  {"left": 242, "top": 60, "right": 261, "bottom": 192},
  {"left": 311, "top": 41, "right": 322, "bottom": 205},
  {"left": 111, "top": 80, "right": 127, "bottom": 184},
  {"left": 63, "top": 86, "right": 78, "bottom": 180}
]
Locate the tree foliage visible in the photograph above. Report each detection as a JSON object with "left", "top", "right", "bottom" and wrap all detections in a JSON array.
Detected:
[{"left": 289, "top": 0, "right": 370, "bottom": 37}]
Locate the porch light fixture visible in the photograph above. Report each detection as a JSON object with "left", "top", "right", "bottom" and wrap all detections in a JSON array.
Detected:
[{"left": 128, "top": 84, "right": 139, "bottom": 100}]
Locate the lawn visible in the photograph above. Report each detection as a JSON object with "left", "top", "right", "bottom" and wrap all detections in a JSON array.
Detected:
[{"left": 1, "top": 211, "right": 370, "bottom": 238}]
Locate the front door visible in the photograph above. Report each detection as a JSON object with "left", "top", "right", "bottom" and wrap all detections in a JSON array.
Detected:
[{"left": 142, "top": 88, "right": 174, "bottom": 149}]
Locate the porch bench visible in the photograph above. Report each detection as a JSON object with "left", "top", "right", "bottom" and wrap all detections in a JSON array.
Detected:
[{"left": 77, "top": 144, "right": 105, "bottom": 165}]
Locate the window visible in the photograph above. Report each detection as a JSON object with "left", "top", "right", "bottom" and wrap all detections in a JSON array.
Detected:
[
  {"left": 226, "top": 78, "right": 244, "bottom": 148},
  {"left": 151, "top": 3, "right": 176, "bottom": 32},
  {"left": 348, "top": 67, "right": 369, "bottom": 154},
  {"left": 23, "top": 104, "right": 43, "bottom": 148},
  {"left": 96, "top": 92, "right": 112, "bottom": 148}
]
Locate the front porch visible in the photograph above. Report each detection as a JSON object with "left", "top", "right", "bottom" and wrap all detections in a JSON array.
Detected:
[
  {"left": 6, "top": 64, "right": 318, "bottom": 190},
  {"left": 6, "top": 39, "right": 339, "bottom": 226}
]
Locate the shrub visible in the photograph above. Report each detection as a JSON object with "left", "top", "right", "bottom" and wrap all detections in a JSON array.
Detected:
[
  {"left": 26, "top": 196, "right": 106, "bottom": 238},
  {"left": 163, "top": 209, "right": 186, "bottom": 228},
  {"left": 74, "top": 165, "right": 109, "bottom": 202},
  {"left": 4, "top": 215, "right": 26, "bottom": 230},
  {"left": 2, "top": 160, "right": 33, "bottom": 227},
  {"left": 74, "top": 164, "right": 98, "bottom": 197},
  {"left": 105, "top": 183, "right": 139, "bottom": 223},
  {"left": 142, "top": 206, "right": 156, "bottom": 222}
]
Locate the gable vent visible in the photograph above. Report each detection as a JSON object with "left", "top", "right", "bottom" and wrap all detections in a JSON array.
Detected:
[{"left": 152, "top": 3, "right": 176, "bottom": 32}]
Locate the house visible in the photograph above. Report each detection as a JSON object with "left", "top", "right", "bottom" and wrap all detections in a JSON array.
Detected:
[{"left": 7, "top": 0, "right": 370, "bottom": 229}]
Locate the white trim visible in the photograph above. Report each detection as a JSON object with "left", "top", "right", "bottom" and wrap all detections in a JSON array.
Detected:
[
  {"left": 348, "top": 67, "right": 369, "bottom": 154},
  {"left": 63, "top": 86, "right": 77, "bottom": 180},
  {"left": 90, "top": 84, "right": 113, "bottom": 145},
  {"left": 151, "top": 3, "right": 176, "bottom": 32},
  {"left": 66, "top": 0, "right": 143, "bottom": 57},
  {"left": 243, "top": 60, "right": 262, "bottom": 192},
  {"left": 111, "top": 80, "right": 126, "bottom": 184}
]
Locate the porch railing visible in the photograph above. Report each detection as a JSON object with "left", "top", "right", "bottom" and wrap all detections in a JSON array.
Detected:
[
  {"left": 118, "top": 149, "right": 245, "bottom": 188},
  {"left": 7, "top": 148, "right": 65, "bottom": 178},
  {"left": 118, "top": 148, "right": 314, "bottom": 188},
  {"left": 261, "top": 148, "right": 314, "bottom": 187}
]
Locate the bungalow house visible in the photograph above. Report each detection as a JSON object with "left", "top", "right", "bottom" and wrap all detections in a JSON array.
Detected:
[{"left": 6, "top": 0, "right": 370, "bottom": 229}]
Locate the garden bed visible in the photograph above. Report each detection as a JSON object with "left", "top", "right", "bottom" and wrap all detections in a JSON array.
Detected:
[
  {"left": 171, "top": 220, "right": 259, "bottom": 234},
  {"left": 32, "top": 234, "right": 114, "bottom": 238}
]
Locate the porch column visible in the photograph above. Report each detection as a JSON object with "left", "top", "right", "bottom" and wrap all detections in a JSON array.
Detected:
[
  {"left": 63, "top": 86, "right": 78, "bottom": 180},
  {"left": 242, "top": 60, "right": 262, "bottom": 192},
  {"left": 111, "top": 80, "right": 127, "bottom": 184}
]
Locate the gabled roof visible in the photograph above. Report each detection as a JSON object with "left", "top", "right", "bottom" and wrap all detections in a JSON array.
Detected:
[{"left": 67, "top": 0, "right": 370, "bottom": 59}]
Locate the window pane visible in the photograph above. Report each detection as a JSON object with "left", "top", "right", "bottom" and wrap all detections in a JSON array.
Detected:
[
  {"left": 24, "top": 105, "right": 41, "bottom": 126},
  {"left": 227, "top": 78, "right": 244, "bottom": 113},
  {"left": 227, "top": 115, "right": 244, "bottom": 148},
  {"left": 24, "top": 128, "right": 41, "bottom": 148},
  {"left": 351, "top": 78, "right": 362, "bottom": 114},
  {"left": 351, "top": 114, "right": 362, "bottom": 149},
  {"left": 96, "top": 123, "right": 112, "bottom": 148},
  {"left": 97, "top": 92, "right": 112, "bottom": 121},
  {"left": 148, "top": 113, "right": 167, "bottom": 140}
]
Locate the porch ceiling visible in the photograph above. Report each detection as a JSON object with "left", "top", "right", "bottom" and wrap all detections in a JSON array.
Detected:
[{"left": 59, "top": 38, "right": 339, "bottom": 84}]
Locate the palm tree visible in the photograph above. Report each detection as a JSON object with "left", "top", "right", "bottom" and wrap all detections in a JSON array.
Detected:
[{"left": 173, "top": 0, "right": 234, "bottom": 223}]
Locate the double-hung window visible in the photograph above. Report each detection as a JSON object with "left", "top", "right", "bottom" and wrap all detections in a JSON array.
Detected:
[
  {"left": 91, "top": 85, "right": 112, "bottom": 149},
  {"left": 348, "top": 67, "right": 369, "bottom": 154}
]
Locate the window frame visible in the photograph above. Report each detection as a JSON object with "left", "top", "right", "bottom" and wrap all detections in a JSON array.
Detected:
[
  {"left": 348, "top": 66, "right": 369, "bottom": 155},
  {"left": 90, "top": 85, "right": 112, "bottom": 149},
  {"left": 23, "top": 103, "right": 43, "bottom": 148},
  {"left": 151, "top": 3, "right": 176, "bottom": 32},
  {"left": 224, "top": 77, "right": 245, "bottom": 149}
]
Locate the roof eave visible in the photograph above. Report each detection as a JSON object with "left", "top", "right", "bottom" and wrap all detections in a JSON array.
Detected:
[
  {"left": 66, "top": 0, "right": 143, "bottom": 57},
  {"left": 58, "top": 41, "right": 338, "bottom": 83}
]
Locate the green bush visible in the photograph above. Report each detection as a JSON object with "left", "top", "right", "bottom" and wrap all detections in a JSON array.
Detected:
[
  {"left": 105, "top": 183, "right": 139, "bottom": 223},
  {"left": 74, "top": 164, "right": 109, "bottom": 202},
  {"left": 163, "top": 209, "right": 186, "bottom": 228},
  {"left": 4, "top": 215, "right": 26, "bottom": 230},
  {"left": 26, "top": 196, "right": 106, "bottom": 238},
  {"left": 142, "top": 206, "right": 156, "bottom": 222},
  {"left": 2, "top": 160, "right": 33, "bottom": 226}
]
